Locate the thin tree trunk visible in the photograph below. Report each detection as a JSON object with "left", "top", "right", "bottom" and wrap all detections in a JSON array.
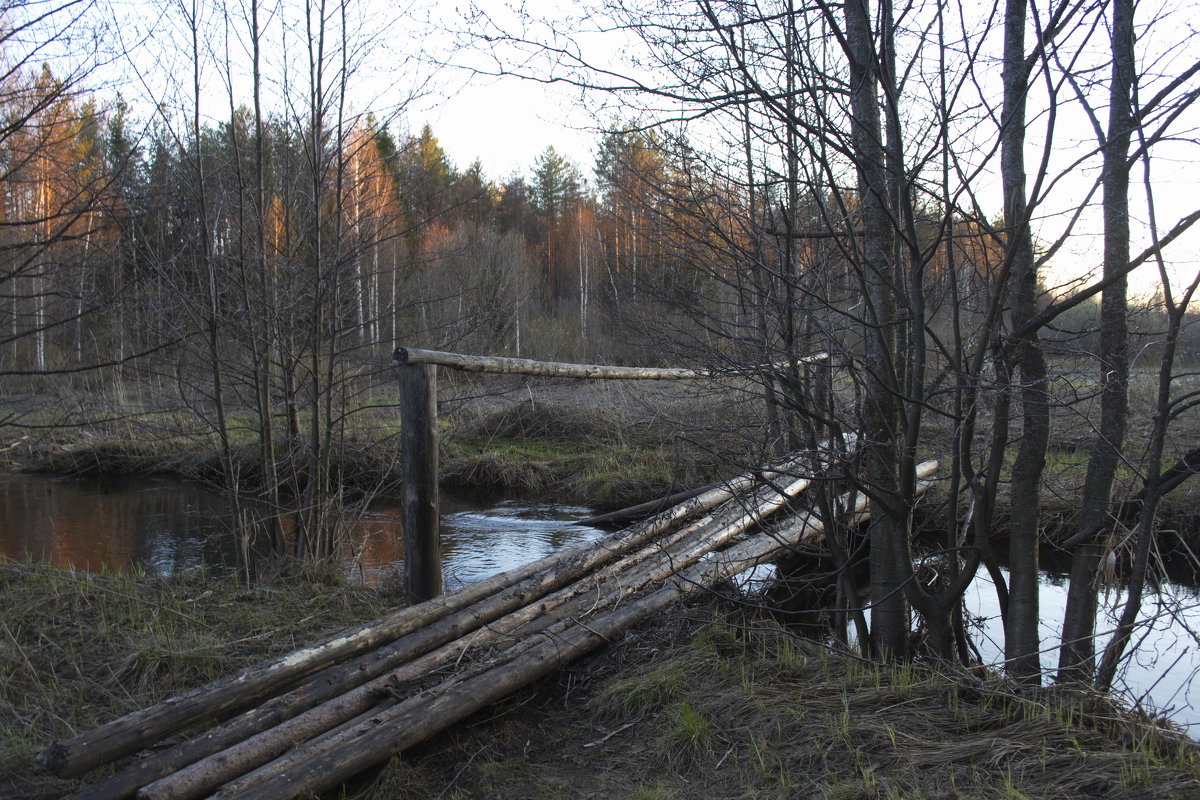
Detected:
[
  {"left": 1000, "top": 0, "right": 1047, "bottom": 682},
  {"left": 1058, "top": 0, "right": 1134, "bottom": 684}
]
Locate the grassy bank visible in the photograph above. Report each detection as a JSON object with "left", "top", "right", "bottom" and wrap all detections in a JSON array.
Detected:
[
  {"left": 0, "top": 379, "right": 743, "bottom": 511},
  {"left": 5, "top": 370, "right": 1200, "bottom": 541},
  {"left": 2, "top": 564, "right": 1197, "bottom": 799}
]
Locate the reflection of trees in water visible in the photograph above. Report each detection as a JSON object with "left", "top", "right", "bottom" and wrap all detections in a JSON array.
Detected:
[
  {"left": 340, "top": 513, "right": 404, "bottom": 581},
  {"left": 0, "top": 476, "right": 609, "bottom": 587},
  {"left": 0, "top": 475, "right": 236, "bottom": 574}
]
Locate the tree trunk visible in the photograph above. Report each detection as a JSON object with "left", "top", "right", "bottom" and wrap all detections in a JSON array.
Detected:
[
  {"left": 1057, "top": 0, "right": 1134, "bottom": 685},
  {"left": 1000, "top": 0, "right": 1047, "bottom": 683},
  {"left": 845, "top": 0, "right": 905, "bottom": 660}
]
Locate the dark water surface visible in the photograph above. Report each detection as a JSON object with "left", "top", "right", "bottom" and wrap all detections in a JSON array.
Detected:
[
  {"left": 0, "top": 473, "right": 606, "bottom": 586},
  {"left": 1, "top": 472, "right": 1197, "bottom": 734}
]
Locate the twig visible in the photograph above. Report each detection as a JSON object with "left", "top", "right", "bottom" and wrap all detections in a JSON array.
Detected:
[{"left": 583, "top": 719, "right": 639, "bottom": 748}]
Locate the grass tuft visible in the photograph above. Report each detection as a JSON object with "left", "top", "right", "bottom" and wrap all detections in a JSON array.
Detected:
[
  {"left": 590, "top": 658, "right": 691, "bottom": 722},
  {"left": 662, "top": 699, "right": 714, "bottom": 766}
]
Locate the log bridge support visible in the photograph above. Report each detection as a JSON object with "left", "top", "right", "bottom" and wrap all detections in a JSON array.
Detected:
[
  {"left": 392, "top": 346, "right": 827, "bottom": 605},
  {"left": 35, "top": 347, "right": 900, "bottom": 800}
]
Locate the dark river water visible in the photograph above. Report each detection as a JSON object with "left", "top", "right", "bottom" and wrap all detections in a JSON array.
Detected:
[
  {"left": 0, "top": 473, "right": 607, "bottom": 589},
  {"left": 1, "top": 472, "right": 1197, "bottom": 735}
]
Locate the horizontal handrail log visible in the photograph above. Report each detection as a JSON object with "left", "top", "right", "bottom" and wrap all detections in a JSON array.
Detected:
[{"left": 393, "top": 347, "right": 828, "bottom": 380}]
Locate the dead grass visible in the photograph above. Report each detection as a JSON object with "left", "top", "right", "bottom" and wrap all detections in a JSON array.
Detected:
[
  {"left": 376, "top": 604, "right": 1200, "bottom": 800},
  {"left": 438, "top": 385, "right": 752, "bottom": 508},
  {"left": 0, "top": 562, "right": 392, "bottom": 800}
]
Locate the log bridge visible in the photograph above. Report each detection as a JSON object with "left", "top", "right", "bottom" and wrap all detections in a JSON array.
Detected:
[{"left": 37, "top": 348, "right": 936, "bottom": 800}]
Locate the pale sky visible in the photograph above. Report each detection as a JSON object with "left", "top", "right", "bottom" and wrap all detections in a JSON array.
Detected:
[
  {"left": 86, "top": 0, "right": 1200, "bottom": 300},
  {"left": 410, "top": 71, "right": 598, "bottom": 181}
]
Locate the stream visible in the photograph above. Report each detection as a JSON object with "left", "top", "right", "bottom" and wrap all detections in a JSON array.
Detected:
[
  {"left": 0, "top": 473, "right": 608, "bottom": 588},
  {"left": 1, "top": 472, "right": 1196, "bottom": 735}
]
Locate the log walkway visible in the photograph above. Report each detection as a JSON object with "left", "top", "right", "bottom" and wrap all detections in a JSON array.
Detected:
[{"left": 36, "top": 349, "right": 935, "bottom": 799}]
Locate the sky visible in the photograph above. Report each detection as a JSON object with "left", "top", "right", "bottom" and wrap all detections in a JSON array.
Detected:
[
  {"left": 402, "top": 0, "right": 1200, "bottom": 301},
  {"left": 91, "top": 0, "right": 600, "bottom": 182},
  {"left": 410, "top": 71, "right": 598, "bottom": 181},
  {"left": 73, "top": 0, "right": 1200, "bottom": 301}
]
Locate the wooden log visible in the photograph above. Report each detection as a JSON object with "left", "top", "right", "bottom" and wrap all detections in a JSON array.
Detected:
[
  {"left": 210, "top": 462, "right": 938, "bottom": 800},
  {"left": 394, "top": 347, "right": 829, "bottom": 380},
  {"left": 48, "top": 441, "right": 848, "bottom": 788},
  {"left": 575, "top": 484, "right": 714, "bottom": 526},
  {"left": 42, "top": 464, "right": 731, "bottom": 782},
  {"left": 71, "top": 503, "right": 723, "bottom": 799},
  {"left": 133, "top": 469, "right": 821, "bottom": 800},
  {"left": 150, "top": 459, "right": 890, "bottom": 800},
  {"left": 395, "top": 347, "right": 712, "bottom": 379},
  {"left": 66, "top": 448, "right": 821, "bottom": 798},
  {"left": 399, "top": 363, "right": 441, "bottom": 603},
  {"left": 37, "top": 584, "right": 489, "bottom": 778}
]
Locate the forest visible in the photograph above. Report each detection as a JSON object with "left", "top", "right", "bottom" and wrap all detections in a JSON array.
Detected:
[{"left": 3, "top": 0, "right": 1200, "bottom": 705}]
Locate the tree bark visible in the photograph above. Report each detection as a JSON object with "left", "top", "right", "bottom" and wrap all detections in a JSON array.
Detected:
[
  {"left": 1000, "top": 0, "right": 1047, "bottom": 683},
  {"left": 1058, "top": 0, "right": 1134, "bottom": 684}
]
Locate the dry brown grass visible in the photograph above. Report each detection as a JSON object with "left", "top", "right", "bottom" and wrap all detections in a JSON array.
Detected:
[
  {"left": 0, "top": 563, "right": 392, "bottom": 800},
  {"left": 376, "top": 604, "right": 1200, "bottom": 800}
]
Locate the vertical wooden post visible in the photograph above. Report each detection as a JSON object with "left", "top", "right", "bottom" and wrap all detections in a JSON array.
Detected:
[{"left": 399, "top": 363, "right": 441, "bottom": 603}]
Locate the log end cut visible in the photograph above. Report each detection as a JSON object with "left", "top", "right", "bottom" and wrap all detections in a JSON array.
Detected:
[{"left": 35, "top": 741, "right": 70, "bottom": 777}]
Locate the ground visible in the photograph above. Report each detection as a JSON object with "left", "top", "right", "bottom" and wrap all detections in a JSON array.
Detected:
[
  {"left": 364, "top": 604, "right": 1200, "bottom": 800},
  {"left": 5, "top": 565, "right": 1196, "bottom": 800},
  {"left": 5, "top": 367, "right": 1200, "bottom": 798}
]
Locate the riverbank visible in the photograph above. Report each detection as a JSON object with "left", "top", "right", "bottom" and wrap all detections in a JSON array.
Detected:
[
  {"left": 0, "top": 378, "right": 743, "bottom": 512},
  {"left": 2, "top": 564, "right": 1197, "bottom": 799},
  {"left": 4, "top": 371, "right": 1200, "bottom": 541}
]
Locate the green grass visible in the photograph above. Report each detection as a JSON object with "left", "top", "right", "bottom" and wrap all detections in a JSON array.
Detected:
[
  {"left": 590, "top": 656, "right": 692, "bottom": 721},
  {"left": 664, "top": 699, "right": 714, "bottom": 765}
]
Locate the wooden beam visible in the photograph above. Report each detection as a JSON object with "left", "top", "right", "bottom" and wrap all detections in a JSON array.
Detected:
[
  {"left": 399, "top": 363, "right": 441, "bottom": 604},
  {"left": 394, "top": 347, "right": 828, "bottom": 380}
]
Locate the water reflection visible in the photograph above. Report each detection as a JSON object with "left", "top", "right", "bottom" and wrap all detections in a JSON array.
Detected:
[
  {"left": 0, "top": 474, "right": 606, "bottom": 589},
  {"left": 0, "top": 474, "right": 239, "bottom": 573},
  {"left": 965, "top": 567, "right": 1200, "bottom": 735}
]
